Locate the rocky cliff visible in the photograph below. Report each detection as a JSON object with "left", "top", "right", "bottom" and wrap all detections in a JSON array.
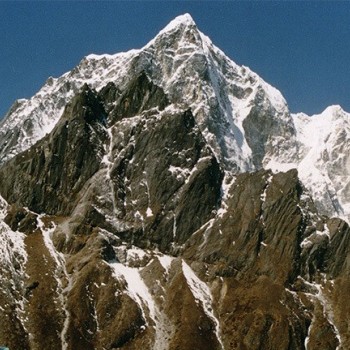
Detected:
[{"left": 0, "top": 13, "right": 350, "bottom": 350}]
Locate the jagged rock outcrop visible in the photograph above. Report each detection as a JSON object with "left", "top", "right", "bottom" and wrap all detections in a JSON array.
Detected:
[
  {"left": 3, "top": 14, "right": 350, "bottom": 223},
  {"left": 1, "top": 13, "right": 350, "bottom": 350},
  {"left": 3, "top": 15, "right": 350, "bottom": 224},
  {"left": 0, "top": 72, "right": 348, "bottom": 349},
  {"left": 0, "top": 84, "right": 107, "bottom": 215},
  {"left": 0, "top": 75, "right": 223, "bottom": 253}
]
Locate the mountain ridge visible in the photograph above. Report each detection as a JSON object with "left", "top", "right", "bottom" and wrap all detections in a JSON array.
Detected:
[
  {"left": 1, "top": 13, "right": 349, "bottom": 223},
  {"left": 1, "top": 13, "right": 350, "bottom": 349}
]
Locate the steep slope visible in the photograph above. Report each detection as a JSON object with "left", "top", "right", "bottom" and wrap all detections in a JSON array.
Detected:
[
  {"left": 0, "top": 75, "right": 223, "bottom": 252},
  {"left": 0, "top": 14, "right": 296, "bottom": 173},
  {"left": 266, "top": 105, "right": 350, "bottom": 222},
  {"left": 0, "top": 122, "right": 349, "bottom": 349},
  {"left": 294, "top": 106, "right": 350, "bottom": 221},
  {"left": 1, "top": 13, "right": 350, "bottom": 350},
  {"left": 2, "top": 13, "right": 348, "bottom": 223}
]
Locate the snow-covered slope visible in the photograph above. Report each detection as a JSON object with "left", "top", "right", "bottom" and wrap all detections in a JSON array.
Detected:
[
  {"left": 264, "top": 106, "right": 350, "bottom": 223},
  {"left": 266, "top": 105, "right": 350, "bottom": 221},
  {"left": 2, "top": 14, "right": 350, "bottom": 349},
  {"left": 296, "top": 106, "right": 350, "bottom": 221},
  {"left": 1, "top": 13, "right": 349, "bottom": 222},
  {"left": 0, "top": 14, "right": 294, "bottom": 172}
]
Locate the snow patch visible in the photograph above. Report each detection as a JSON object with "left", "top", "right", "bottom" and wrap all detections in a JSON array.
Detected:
[
  {"left": 217, "top": 174, "right": 236, "bottom": 217},
  {"left": 110, "top": 262, "right": 170, "bottom": 349},
  {"left": 157, "top": 255, "right": 174, "bottom": 275},
  {"left": 37, "top": 215, "right": 71, "bottom": 350},
  {"left": 182, "top": 260, "right": 224, "bottom": 349},
  {"left": 111, "top": 263, "right": 156, "bottom": 324},
  {"left": 300, "top": 277, "right": 341, "bottom": 349},
  {"left": 157, "top": 13, "right": 195, "bottom": 37}
]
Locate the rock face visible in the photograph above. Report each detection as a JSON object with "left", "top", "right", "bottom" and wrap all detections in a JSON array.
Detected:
[
  {"left": 0, "top": 13, "right": 350, "bottom": 350},
  {"left": 3, "top": 14, "right": 350, "bottom": 223}
]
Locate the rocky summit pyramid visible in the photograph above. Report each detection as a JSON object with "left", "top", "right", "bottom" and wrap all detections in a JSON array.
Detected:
[{"left": 0, "top": 13, "right": 350, "bottom": 349}]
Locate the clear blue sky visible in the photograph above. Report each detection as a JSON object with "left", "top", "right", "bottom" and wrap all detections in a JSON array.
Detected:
[{"left": 1, "top": 1, "right": 350, "bottom": 118}]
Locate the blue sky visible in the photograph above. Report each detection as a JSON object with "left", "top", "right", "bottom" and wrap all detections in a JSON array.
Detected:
[{"left": 1, "top": 1, "right": 350, "bottom": 118}]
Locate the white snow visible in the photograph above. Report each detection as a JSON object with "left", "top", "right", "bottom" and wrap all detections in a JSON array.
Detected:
[
  {"left": 290, "top": 106, "right": 350, "bottom": 222},
  {"left": 36, "top": 215, "right": 72, "bottom": 350},
  {"left": 111, "top": 263, "right": 155, "bottom": 324},
  {"left": 304, "top": 319, "right": 312, "bottom": 349},
  {"left": 217, "top": 174, "right": 236, "bottom": 217},
  {"left": 300, "top": 277, "right": 341, "bottom": 349},
  {"left": 1, "top": 12, "right": 350, "bottom": 346},
  {"left": 172, "top": 212, "right": 177, "bottom": 239},
  {"left": 156, "top": 13, "right": 195, "bottom": 37},
  {"left": 182, "top": 260, "right": 224, "bottom": 349},
  {"left": 157, "top": 255, "right": 174, "bottom": 275},
  {"left": 126, "top": 247, "right": 148, "bottom": 263},
  {"left": 198, "top": 219, "right": 215, "bottom": 250},
  {"left": 265, "top": 160, "right": 297, "bottom": 174},
  {"left": 102, "top": 126, "right": 119, "bottom": 216},
  {"left": 169, "top": 165, "right": 190, "bottom": 180},
  {"left": 0, "top": 196, "right": 28, "bottom": 338},
  {"left": 2, "top": 11, "right": 350, "bottom": 228},
  {"left": 0, "top": 10, "right": 289, "bottom": 179},
  {"left": 37, "top": 216, "right": 61, "bottom": 267},
  {"left": 0, "top": 197, "right": 27, "bottom": 263},
  {"left": 146, "top": 207, "right": 153, "bottom": 217},
  {"left": 110, "top": 262, "right": 170, "bottom": 349},
  {"left": 260, "top": 173, "right": 273, "bottom": 202}
]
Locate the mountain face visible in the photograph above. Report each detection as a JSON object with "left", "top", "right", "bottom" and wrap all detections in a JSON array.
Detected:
[
  {"left": 0, "top": 13, "right": 350, "bottom": 349},
  {"left": 2, "top": 15, "right": 350, "bottom": 224}
]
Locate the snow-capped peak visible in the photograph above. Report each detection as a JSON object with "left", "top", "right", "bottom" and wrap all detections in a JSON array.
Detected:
[
  {"left": 2, "top": 14, "right": 350, "bottom": 223},
  {"left": 0, "top": 13, "right": 291, "bottom": 173},
  {"left": 322, "top": 104, "right": 344, "bottom": 115},
  {"left": 145, "top": 13, "right": 203, "bottom": 53},
  {"left": 157, "top": 13, "right": 196, "bottom": 34},
  {"left": 286, "top": 105, "right": 350, "bottom": 221}
]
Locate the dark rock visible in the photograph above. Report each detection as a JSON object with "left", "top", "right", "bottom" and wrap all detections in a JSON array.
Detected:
[
  {"left": 183, "top": 169, "right": 304, "bottom": 284},
  {"left": 4, "top": 205, "right": 38, "bottom": 233},
  {"left": 25, "top": 280, "right": 39, "bottom": 297},
  {"left": 0, "top": 85, "right": 107, "bottom": 215},
  {"left": 325, "top": 218, "right": 350, "bottom": 278},
  {"left": 1, "top": 49, "right": 350, "bottom": 350},
  {"left": 109, "top": 72, "right": 169, "bottom": 124}
]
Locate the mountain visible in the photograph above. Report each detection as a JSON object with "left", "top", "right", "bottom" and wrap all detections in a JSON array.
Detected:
[
  {"left": 0, "top": 14, "right": 296, "bottom": 172},
  {"left": 2, "top": 15, "right": 350, "bottom": 224},
  {"left": 0, "top": 13, "right": 350, "bottom": 349}
]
